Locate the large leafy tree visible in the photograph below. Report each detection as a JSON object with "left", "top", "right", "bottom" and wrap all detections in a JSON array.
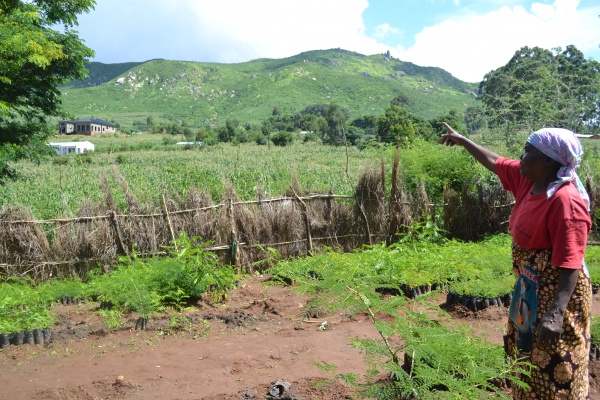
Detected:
[
  {"left": 0, "top": 0, "right": 95, "bottom": 178},
  {"left": 463, "top": 106, "right": 487, "bottom": 135},
  {"left": 479, "top": 45, "right": 600, "bottom": 133},
  {"left": 324, "top": 102, "right": 349, "bottom": 146},
  {"left": 377, "top": 105, "right": 435, "bottom": 145},
  {"left": 429, "top": 109, "right": 467, "bottom": 138}
]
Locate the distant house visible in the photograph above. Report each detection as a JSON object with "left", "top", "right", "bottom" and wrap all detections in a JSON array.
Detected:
[
  {"left": 576, "top": 134, "right": 600, "bottom": 140},
  {"left": 58, "top": 120, "right": 76, "bottom": 134},
  {"left": 48, "top": 141, "right": 95, "bottom": 155},
  {"left": 58, "top": 118, "right": 116, "bottom": 135}
]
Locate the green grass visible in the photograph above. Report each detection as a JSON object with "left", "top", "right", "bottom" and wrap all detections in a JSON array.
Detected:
[
  {"left": 592, "top": 317, "right": 600, "bottom": 347},
  {"left": 585, "top": 245, "right": 600, "bottom": 287}
]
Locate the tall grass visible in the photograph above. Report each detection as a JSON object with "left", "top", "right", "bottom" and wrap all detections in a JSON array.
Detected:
[{"left": 2, "top": 138, "right": 490, "bottom": 220}]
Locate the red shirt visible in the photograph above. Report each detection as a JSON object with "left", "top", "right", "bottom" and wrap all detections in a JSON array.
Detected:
[{"left": 495, "top": 157, "right": 591, "bottom": 269}]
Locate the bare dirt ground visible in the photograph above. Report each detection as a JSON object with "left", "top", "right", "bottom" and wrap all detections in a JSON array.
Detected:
[{"left": 1, "top": 275, "right": 599, "bottom": 400}]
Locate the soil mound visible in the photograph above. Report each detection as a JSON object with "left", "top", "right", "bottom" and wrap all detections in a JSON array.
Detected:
[{"left": 203, "top": 310, "right": 259, "bottom": 328}]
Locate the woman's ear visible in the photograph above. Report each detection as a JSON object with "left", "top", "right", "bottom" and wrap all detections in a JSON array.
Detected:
[{"left": 545, "top": 157, "right": 562, "bottom": 173}]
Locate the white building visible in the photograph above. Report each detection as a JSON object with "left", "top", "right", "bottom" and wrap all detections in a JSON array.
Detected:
[
  {"left": 576, "top": 134, "right": 600, "bottom": 140},
  {"left": 49, "top": 141, "right": 95, "bottom": 155}
]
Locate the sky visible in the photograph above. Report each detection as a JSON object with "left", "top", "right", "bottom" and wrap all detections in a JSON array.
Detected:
[{"left": 72, "top": 0, "right": 600, "bottom": 83}]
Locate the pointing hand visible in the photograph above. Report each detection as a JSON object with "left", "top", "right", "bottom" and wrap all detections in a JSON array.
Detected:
[{"left": 440, "top": 122, "right": 465, "bottom": 146}]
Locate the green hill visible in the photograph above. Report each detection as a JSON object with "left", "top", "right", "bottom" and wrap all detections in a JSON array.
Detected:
[
  {"left": 62, "top": 60, "right": 149, "bottom": 89},
  {"left": 60, "top": 49, "right": 479, "bottom": 130}
]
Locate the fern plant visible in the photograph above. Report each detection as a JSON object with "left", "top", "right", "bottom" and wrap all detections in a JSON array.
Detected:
[
  {"left": 310, "top": 284, "right": 529, "bottom": 399},
  {"left": 97, "top": 309, "right": 124, "bottom": 330},
  {"left": 269, "top": 233, "right": 528, "bottom": 399}
]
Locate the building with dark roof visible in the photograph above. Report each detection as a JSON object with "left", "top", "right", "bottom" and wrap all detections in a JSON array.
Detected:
[{"left": 58, "top": 118, "right": 117, "bottom": 136}]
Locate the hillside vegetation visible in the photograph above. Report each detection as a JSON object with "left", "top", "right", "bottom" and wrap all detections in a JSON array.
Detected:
[{"left": 60, "top": 49, "right": 478, "bottom": 130}]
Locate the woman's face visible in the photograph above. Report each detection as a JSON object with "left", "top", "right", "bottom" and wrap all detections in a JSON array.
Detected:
[{"left": 519, "top": 142, "right": 549, "bottom": 180}]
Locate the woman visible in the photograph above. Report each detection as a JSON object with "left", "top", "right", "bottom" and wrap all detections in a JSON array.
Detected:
[{"left": 442, "top": 123, "right": 592, "bottom": 399}]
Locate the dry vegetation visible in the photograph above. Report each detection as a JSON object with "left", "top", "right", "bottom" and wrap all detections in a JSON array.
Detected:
[{"left": 0, "top": 157, "right": 519, "bottom": 282}]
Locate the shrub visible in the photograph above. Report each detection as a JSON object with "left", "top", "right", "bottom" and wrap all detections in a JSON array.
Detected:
[
  {"left": 75, "top": 153, "right": 92, "bottom": 165},
  {"left": 256, "top": 134, "right": 268, "bottom": 145},
  {"left": 162, "top": 136, "right": 178, "bottom": 146},
  {"left": 203, "top": 137, "right": 217, "bottom": 146},
  {"left": 86, "top": 232, "right": 238, "bottom": 317},
  {"left": 302, "top": 132, "right": 319, "bottom": 143},
  {"left": 52, "top": 157, "right": 69, "bottom": 165},
  {"left": 271, "top": 131, "right": 293, "bottom": 147}
]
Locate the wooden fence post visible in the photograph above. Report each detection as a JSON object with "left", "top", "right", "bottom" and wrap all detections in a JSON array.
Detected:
[
  {"left": 162, "top": 195, "right": 177, "bottom": 250},
  {"left": 109, "top": 210, "right": 129, "bottom": 256},
  {"left": 229, "top": 198, "right": 240, "bottom": 272},
  {"left": 293, "top": 189, "right": 313, "bottom": 255},
  {"left": 327, "top": 188, "right": 333, "bottom": 220},
  {"left": 151, "top": 215, "right": 157, "bottom": 253},
  {"left": 357, "top": 202, "right": 373, "bottom": 246}
]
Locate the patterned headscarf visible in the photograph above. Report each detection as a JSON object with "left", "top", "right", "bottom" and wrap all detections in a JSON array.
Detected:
[{"left": 527, "top": 128, "right": 590, "bottom": 210}]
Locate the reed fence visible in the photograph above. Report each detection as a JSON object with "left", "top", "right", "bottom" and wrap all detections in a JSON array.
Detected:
[{"left": 2, "top": 159, "right": 598, "bottom": 283}]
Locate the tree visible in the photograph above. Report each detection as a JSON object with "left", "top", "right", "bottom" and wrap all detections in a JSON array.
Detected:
[
  {"left": 0, "top": 0, "right": 96, "bottom": 179},
  {"left": 183, "top": 127, "right": 194, "bottom": 141},
  {"left": 169, "top": 123, "right": 183, "bottom": 136},
  {"left": 429, "top": 109, "right": 467, "bottom": 139},
  {"left": 377, "top": 106, "right": 415, "bottom": 145},
  {"left": 463, "top": 106, "right": 487, "bottom": 135},
  {"left": 479, "top": 45, "right": 600, "bottom": 133},
  {"left": 218, "top": 117, "right": 239, "bottom": 142},
  {"left": 146, "top": 116, "right": 154, "bottom": 132},
  {"left": 391, "top": 93, "right": 409, "bottom": 107},
  {"left": 377, "top": 105, "right": 435, "bottom": 145},
  {"left": 324, "top": 102, "right": 349, "bottom": 145},
  {"left": 299, "top": 103, "right": 330, "bottom": 118},
  {"left": 351, "top": 115, "right": 378, "bottom": 136},
  {"left": 271, "top": 131, "right": 293, "bottom": 147},
  {"left": 261, "top": 117, "right": 274, "bottom": 148},
  {"left": 345, "top": 126, "right": 365, "bottom": 146}
]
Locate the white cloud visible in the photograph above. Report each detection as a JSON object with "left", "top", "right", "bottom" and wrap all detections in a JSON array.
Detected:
[
  {"left": 183, "top": 0, "right": 391, "bottom": 62},
  {"left": 79, "top": 0, "right": 599, "bottom": 84},
  {"left": 78, "top": 0, "right": 391, "bottom": 66},
  {"left": 393, "top": 0, "right": 600, "bottom": 82},
  {"left": 373, "top": 23, "right": 403, "bottom": 39}
]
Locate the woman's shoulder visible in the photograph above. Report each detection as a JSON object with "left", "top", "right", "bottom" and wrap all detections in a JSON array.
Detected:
[
  {"left": 496, "top": 156, "right": 519, "bottom": 168},
  {"left": 550, "top": 182, "right": 591, "bottom": 222}
]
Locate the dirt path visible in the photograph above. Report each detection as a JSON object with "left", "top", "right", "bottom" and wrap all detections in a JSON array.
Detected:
[{"left": 1, "top": 276, "right": 599, "bottom": 399}]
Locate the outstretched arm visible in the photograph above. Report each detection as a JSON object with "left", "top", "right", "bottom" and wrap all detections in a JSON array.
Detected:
[{"left": 441, "top": 122, "right": 500, "bottom": 173}]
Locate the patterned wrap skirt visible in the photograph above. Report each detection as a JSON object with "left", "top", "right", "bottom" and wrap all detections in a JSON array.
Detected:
[{"left": 508, "top": 242, "right": 592, "bottom": 399}]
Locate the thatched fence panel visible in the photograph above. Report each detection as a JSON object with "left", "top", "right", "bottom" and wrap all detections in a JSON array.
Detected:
[{"left": 7, "top": 161, "right": 577, "bottom": 282}]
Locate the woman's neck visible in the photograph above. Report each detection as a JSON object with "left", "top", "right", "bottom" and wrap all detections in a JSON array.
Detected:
[{"left": 530, "top": 173, "right": 559, "bottom": 195}]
